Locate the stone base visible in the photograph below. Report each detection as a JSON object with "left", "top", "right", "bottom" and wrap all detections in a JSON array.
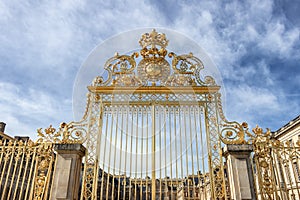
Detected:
[
  {"left": 223, "top": 144, "right": 256, "bottom": 200},
  {"left": 50, "top": 144, "right": 86, "bottom": 200}
]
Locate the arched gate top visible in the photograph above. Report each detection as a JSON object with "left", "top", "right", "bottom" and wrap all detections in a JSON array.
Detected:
[
  {"left": 92, "top": 29, "right": 217, "bottom": 89},
  {"left": 37, "top": 30, "right": 251, "bottom": 148}
]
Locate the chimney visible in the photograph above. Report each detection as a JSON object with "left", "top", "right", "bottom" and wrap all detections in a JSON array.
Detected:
[{"left": 0, "top": 122, "right": 6, "bottom": 133}]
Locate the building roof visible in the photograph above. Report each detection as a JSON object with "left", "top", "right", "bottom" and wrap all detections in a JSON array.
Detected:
[
  {"left": 273, "top": 115, "right": 300, "bottom": 139},
  {"left": 0, "top": 131, "right": 14, "bottom": 141}
]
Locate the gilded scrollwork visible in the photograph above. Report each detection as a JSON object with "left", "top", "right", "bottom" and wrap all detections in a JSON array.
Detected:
[
  {"left": 167, "top": 52, "right": 216, "bottom": 86},
  {"left": 90, "top": 29, "right": 217, "bottom": 87},
  {"left": 169, "top": 52, "right": 200, "bottom": 74},
  {"left": 92, "top": 52, "right": 141, "bottom": 87},
  {"left": 216, "top": 93, "right": 247, "bottom": 144},
  {"left": 37, "top": 122, "right": 87, "bottom": 144}
]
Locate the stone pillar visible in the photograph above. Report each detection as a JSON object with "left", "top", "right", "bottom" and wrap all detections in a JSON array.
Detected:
[
  {"left": 50, "top": 144, "right": 86, "bottom": 200},
  {"left": 223, "top": 144, "right": 256, "bottom": 200}
]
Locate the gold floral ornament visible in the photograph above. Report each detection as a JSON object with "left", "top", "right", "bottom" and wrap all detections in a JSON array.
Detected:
[
  {"left": 248, "top": 125, "right": 273, "bottom": 145},
  {"left": 250, "top": 126, "right": 277, "bottom": 199},
  {"left": 37, "top": 122, "right": 87, "bottom": 144},
  {"left": 37, "top": 125, "right": 60, "bottom": 143},
  {"left": 33, "top": 143, "right": 55, "bottom": 200}
]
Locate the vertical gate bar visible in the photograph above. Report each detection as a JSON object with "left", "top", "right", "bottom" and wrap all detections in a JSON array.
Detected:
[
  {"left": 174, "top": 106, "right": 179, "bottom": 190},
  {"left": 43, "top": 152, "right": 55, "bottom": 199},
  {"left": 0, "top": 142, "right": 9, "bottom": 198},
  {"left": 123, "top": 107, "right": 129, "bottom": 200},
  {"left": 129, "top": 106, "right": 134, "bottom": 199},
  {"left": 100, "top": 107, "right": 109, "bottom": 200},
  {"left": 290, "top": 145, "right": 300, "bottom": 198},
  {"left": 145, "top": 106, "right": 149, "bottom": 200},
  {"left": 159, "top": 105, "right": 162, "bottom": 200},
  {"left": 111, "top": 106, "right": 119, "bottom": 199},
  {"left": 18, "top": 147, "right": 33, "bottom": 200},
  {"left": 250, "top": 154, "right": 259, "bottom": 200},
  {"left": 80, "top": 136, "right": 88, "bottom": 198},
  {"left": 279, "top": 149, "right": 289, "bottom": 198},
  {"left": 94, "top": 100, "right": 104, "bottom": 199},
  {"left": 189, "top": 106, "right": 196, "bottom": 198},
  {"left": 151, "top": 103, "right": 156, "bottom": 200},
  {"left": 94, "top": 101, "right": 102, "bottom": 200},
  {"left": 255, "top": 152, "right": 262, "bottom": 198},
  {"left": 27, "top": 148, "right": 38, "bottom": 200},
  {"left": 135, "top": 106, "right": 139, "bottom": 199},
  {"left": 283, "top": 144, "right": 295, "bottom": 199},
  {"left": 272, "top": 148, "right": 285, "bottom": 199},
  {"left": 139, "top": 106, "right": 144, "bottom": 199},
  {"left": 193, "top": 106, "right": 202, "bottom": 199},
  {"left": 184, "top": 106, "right": 190, "bottom": 198},
  {"left": 199, "top": 107, "right": 207, "bottom": 199},
  {"left": 134, "top": 106, "right": 140, "bottom": 199},
  {"left": 2, "top": 142, "right": 16, "bottom": 200},
  {"left": 179, "top": 108, "right": 184, "bottom": 191},
  {"left": 7, "top": 143, "right": 22, "bottom": 199},
  {"left": 169, "top": 106, "right": 173, "bottom": 200},
  {"left": 292, "top": 145, "right": 300, "bottom": 199},
  {"left": 12, "top": 145, "right": 25, "bottom": 200},
  {"left": 106, "top": 106, "right": 114, "bottom": 199},
  {"left": 140, "top": 106, "right": 144, "bottom": 200},
  {"left": 164, "top": 106, "right": 168, "bottom": 200},
  {"left": 117, "top": 106, "right": 124, "bottom": 200}
]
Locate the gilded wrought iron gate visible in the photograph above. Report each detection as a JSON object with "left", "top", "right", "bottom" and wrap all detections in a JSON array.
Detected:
[
  {"left": 81, "top": 91, "right": 229, "bottom": 200},
  {"left": 73, "top": 30, "right": 248, "bottom": 200},
  {"left": 248, "top": 126, "right": 300, "bottom": 200},
  {"left": 0, "top": 140, "right": 56, "bottom": 200},
  {"left": 95, "top": 99, "right": 223, "bottom": 199},
  {"left": 2, "top": 29, "right": 298, "bottom": 200}
]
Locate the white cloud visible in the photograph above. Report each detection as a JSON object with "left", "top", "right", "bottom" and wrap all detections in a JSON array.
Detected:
[
  {"left": 230, "top": 85, "right": 280, "bottom": 112},
  {"left": 259, "top": 22, "right": 300, "bottom": 58},
  {"left": 0, "top": 1, "right": 11, "bottom": 21},
  {"left": 166, "top": 0, "right": 299, "bottom": 82},
  {"left": 0, "top": 82, "right": 72, "bottom": 138},
  {"left": 223, "top": 83, "right": 300, "bottom": 130},
  {"left": 0, "top": 0, "right": 299, "bottom": 135}
]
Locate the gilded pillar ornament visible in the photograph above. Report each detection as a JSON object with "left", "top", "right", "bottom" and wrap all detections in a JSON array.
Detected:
[{"left": 33, "top": 143, "right": 55, "bottom": 200}]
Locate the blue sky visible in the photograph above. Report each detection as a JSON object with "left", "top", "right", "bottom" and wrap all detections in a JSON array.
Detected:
[{"left": 0, "top": 0, "right": 299, "bottom": 138}]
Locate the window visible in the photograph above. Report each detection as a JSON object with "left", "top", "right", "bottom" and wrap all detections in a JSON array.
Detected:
[
  {"left": 285, "top": 165, "right": 293, "bottom": 184},
  {"left": 293, "top": 162, "right": 300, "bottom": 182},
  {"left": 289, "top": 139, "right": 294, "bottom": 147}
]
